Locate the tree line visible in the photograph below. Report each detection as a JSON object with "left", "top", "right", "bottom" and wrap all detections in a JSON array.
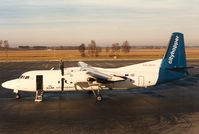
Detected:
[
  {"left": 79, "top": 40, "right": 131, "bottom": 57},
  {"left": 0, "top": 40, "right": 9, "bottom": 49}
]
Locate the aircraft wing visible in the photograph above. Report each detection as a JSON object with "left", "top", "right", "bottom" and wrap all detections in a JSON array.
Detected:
[
  {"left": 87, "top": 70, "right": 125, "bottom": 83},
  {"left": 78, "top": 62, "right": 126, "bottom": 83},
  {"left": 78, "top": 61, "right": 89, "bottom": 68}
]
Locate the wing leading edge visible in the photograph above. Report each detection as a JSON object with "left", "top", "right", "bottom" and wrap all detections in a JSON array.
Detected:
[{"left": 78, "top": 61, "right": 126, "bottom": 83}]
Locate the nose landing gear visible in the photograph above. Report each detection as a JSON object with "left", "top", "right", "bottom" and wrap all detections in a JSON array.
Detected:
[
  {"left": 15, "top": 93, "right": 20, "bottom": 99},
  {"left": 14, "top": 90, "right": 20, "bottom": 100}
]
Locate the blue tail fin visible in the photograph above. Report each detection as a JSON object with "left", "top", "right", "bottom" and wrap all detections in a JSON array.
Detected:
[
  {"left": 163, "top": 32, "right": 187, "bottom": 68},
  {"left": 157, "top": 32, "right": 189, "bottom": 83}
]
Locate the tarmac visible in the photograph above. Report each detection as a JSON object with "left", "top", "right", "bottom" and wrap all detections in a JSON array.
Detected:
[{"left": 0, "top": 59, "right": 199, "bottom": 134}]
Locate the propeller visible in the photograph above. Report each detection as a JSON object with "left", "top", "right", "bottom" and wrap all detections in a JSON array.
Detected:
[
  {"left": 59, "top": 60, "right": 65, "bottom": 92},
  {"left": 61, "top": 78, "right": 64, "bottom": 92},
  {"left": 59, "top": 60, "right": 64, "bottom": 76}
]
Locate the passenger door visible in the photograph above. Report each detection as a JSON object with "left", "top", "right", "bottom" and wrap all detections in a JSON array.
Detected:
[
  {"left": 36, "top": 75, "right": 43, "bottom": 91},
  {"left": 138, "top": 76, "right": 144, "bottom": 87}
]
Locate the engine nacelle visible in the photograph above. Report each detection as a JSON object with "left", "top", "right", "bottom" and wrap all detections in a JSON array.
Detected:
[{"left": 87, "top": 77, "right": 96, "bottom": 83}]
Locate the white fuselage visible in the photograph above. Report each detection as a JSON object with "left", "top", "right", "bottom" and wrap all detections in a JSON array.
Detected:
[{"left": 2, "top": 59, "right": 162, "bottom": 93}]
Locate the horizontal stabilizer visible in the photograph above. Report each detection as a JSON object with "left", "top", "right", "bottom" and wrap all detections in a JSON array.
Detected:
[{"left": 166, "top": 66, "right": 193, "bottom": 73}]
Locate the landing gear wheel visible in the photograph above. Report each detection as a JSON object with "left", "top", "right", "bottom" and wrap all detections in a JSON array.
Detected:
[
  {"left": 96, "top": 94, "right": 103, "bottom": 101},
  {"left": 15, "top": 93, "right": 20, "bottom": 99}
]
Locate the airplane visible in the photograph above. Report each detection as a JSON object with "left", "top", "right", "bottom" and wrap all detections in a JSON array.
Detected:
[{"left": 1, "top": 32, "right": 192, "bottom": 102}]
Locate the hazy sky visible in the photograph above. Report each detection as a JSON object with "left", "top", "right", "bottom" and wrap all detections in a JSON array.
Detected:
[{"left": 0, "top": 0, "right": 199, "bottom": 47}]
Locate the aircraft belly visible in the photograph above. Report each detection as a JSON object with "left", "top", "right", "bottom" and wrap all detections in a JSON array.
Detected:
[{"left": 105, "top": 80, "right": 136, "bottom": 90}]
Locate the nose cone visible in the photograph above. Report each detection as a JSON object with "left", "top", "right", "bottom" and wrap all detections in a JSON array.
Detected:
[{"left": 1, "top": 79, "right": 18, "bottom": 89}]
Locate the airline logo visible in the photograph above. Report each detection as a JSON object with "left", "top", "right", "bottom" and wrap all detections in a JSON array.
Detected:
[{"left": 168, "top": 35, "right": 179, "bottom": 64}]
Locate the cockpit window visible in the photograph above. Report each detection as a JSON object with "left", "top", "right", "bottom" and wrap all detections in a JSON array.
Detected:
[
  {"left": 19, "top": 75, "right": 30, "bottom": 79},
  {"left": 19, "top": 75, "right": 24, "bottom": 79},
  {"left": 25, "top": 76, "right": 30, "bottom": 79}
]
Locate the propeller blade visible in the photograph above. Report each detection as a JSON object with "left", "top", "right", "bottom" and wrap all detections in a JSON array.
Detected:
[
  {"left": 61, "top": 78, "right": 64, "bottom": 92},
  {"left": 59, "top": 60, "right": 64, "bottom": 76}
]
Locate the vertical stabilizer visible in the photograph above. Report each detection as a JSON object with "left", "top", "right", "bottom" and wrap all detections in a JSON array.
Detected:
[
  {"left": 157, "top": 32, "right": 188, "bottom": 83},
  {"left": 163, "top": 32, "right": 187, "bottom": 68}
]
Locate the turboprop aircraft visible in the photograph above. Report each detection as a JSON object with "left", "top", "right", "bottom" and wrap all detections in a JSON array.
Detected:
[{"left": 1, "top": 32, "right": 192, "bottom": 102}]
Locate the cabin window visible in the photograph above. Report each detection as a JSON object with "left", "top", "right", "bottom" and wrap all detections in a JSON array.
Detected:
[
  {"left": 65, "top": 80, "right": 67, "bottom": 83},
  {"left": 19, "top": 75, "right": 25, "bottom": 79},
  {"left": 58, "top": 81, "right": 60, "bottom": 84}
]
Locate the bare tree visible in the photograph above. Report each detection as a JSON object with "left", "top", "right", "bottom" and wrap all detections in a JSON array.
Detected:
[
  {"left": 88, "top": 40, "right": 97, "bottom": 57},
  {"left": 87, "top": 43, "right": 91, "bottom": 56},
  {"left": 79, "top": 43, "right": 86, "bottom": 57},
  {"left": 4, "top": 40, "right": 9, "bottom": 48},
  {"left": 111, "top": 43, "right": 120, "bottom": 56},
  {"left": 121, "top": 40, "right": 131, "bottom": 53},
  {"left": 0, "top": 40, "right": 2, "bottom": 48},
  {"left": 4, "top": 40, "right": 9, "bottom": 58}
]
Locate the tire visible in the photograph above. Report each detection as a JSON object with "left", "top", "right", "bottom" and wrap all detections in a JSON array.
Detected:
[
  {"left": 16, "top": 93, "right": 20, "bottom": 99},
  {"left": 96, "top": 95, "right": 103, "bottom": 101}
]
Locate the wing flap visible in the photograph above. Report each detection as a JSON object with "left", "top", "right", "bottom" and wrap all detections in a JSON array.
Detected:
[{"left": 166, "top": 66, "right": 193, "bottom": 73}]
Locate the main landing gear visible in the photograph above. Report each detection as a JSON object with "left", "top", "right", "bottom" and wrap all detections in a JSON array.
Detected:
[
  {"left": 90, "top": 86, "right": 103, "bottom": 102},
  {"left": 96, "top": 94, "right": 103, "bottom": 101}
]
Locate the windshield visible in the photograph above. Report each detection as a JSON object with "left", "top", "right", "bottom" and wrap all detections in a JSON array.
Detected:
[{"left": 19, "top": 75, "right": 30, "bottom": 79}]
